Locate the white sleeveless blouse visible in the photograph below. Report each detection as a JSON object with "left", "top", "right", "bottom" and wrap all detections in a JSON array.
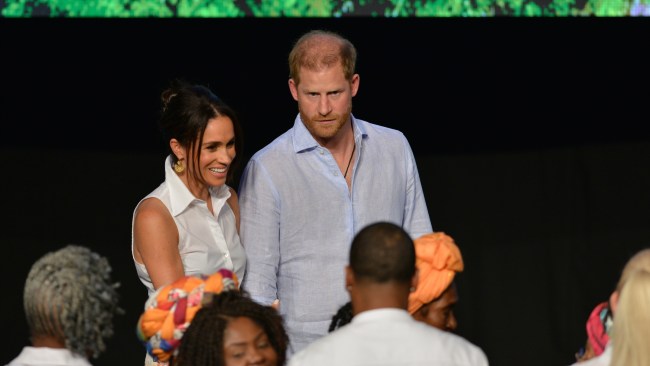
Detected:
[{"left": 131, "top": 155, "right": 246, "bottom": 297}]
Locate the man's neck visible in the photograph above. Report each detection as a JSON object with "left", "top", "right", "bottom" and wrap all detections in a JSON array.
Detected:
[{"left": 352, "top": 285, "right": 410, "bottom": 315}]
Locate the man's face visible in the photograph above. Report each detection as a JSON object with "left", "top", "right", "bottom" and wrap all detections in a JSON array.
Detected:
[{"left": 289, "top": 62, "right": 359, "bottom": 146}]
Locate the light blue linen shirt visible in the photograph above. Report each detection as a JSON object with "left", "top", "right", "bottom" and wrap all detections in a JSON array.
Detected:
[{"left": 238, "top": 115, "right": 432, "bottom": 354}]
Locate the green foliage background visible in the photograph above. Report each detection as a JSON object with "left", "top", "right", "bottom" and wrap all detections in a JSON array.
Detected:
[{"left": 1, "top": 0, "right": 648, "bottom": 16}]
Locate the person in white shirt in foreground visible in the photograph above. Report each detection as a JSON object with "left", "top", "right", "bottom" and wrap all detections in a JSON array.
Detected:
[{"left": 288, "top": 221, "right": 489, "bottom": 366}]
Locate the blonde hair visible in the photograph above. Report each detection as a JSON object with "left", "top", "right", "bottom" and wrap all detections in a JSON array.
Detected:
[
  {"left": 615, "top": 249, "right": 650, "bottom": 292},
  {"left": 610, "top": 268, "right": 650, "bottom": 366}
]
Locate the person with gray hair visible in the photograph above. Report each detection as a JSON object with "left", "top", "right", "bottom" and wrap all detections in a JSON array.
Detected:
[{"left": 6, "top": 245, "right": 122, "bottom": 366}]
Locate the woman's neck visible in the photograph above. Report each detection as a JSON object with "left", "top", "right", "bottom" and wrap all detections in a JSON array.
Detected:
[
  {"left": 31, "top": 334, "right": 65, "bottom": 349},
  {"left": 180, "top": 173, "right": 211, "bottom": 202}
]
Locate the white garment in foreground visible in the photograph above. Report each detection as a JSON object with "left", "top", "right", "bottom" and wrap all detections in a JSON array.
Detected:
[
  {"left": 288, "top": 308, "right": 489, "bottom": 366},
  {"left": 6, "top": 347, "right": 92, "bottom": 366},
  {"left": 568, "top": 344, "right": 611, "bottom": 366}
]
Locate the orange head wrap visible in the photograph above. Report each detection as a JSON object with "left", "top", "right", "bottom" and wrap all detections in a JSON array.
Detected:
[
  {"left": 407, "top": 232, "right": 464, "bottom": 314},
  {"left": 136, "top": 269, "right": 239, "bottom": 362}
]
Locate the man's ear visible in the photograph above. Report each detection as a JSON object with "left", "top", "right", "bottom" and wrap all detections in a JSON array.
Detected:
[
  {"left": 288, "top": 79, "right": 299, "bottom": 101},
  {"left": 350, "top": 74, "right": 360, "bottom": 97},
  {"left": 610, "top": 290, "right": 619, "bottom": 314},
  {"left": 411, "top": 268, "right": 419, "bottom": 292},
  {"left": 345, "top": 266, "right": 354, "bottom": 290}
]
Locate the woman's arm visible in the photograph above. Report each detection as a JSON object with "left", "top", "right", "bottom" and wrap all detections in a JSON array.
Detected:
[{"left": 133, "top": 197, "right": 184, "bottom": 290}]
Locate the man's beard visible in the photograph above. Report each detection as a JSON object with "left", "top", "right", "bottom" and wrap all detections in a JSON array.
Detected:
[{"left": 299, "top": 104, "right": 352, "bottom": 142}]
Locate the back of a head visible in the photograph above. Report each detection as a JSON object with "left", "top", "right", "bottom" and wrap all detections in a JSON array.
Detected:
[
  {"left": 350, "top": 221, "right": 415, "bottom": 285},
  {"left": 611, "top": 269, "right": 650, "bottom": 366},
  {"left": 175, "top": 290, "right": 289, "bottom": 366},
  {"left": 616, "top": 248, "right": 650, "bottom": 292},
  {"left": 23, "top": 244, "right": 121, "bottom": 359},
  {"left": 288, "top": 29, "right": 357, "bottom": 86}
]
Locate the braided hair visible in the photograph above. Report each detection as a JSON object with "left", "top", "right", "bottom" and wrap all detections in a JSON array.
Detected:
[
  {"left": 175, "top": 291, "right": 289, "bottom": 366},
  {"left": 328, "top": 301, "right": 353, "bottom": 332},
  {"left": 23, "top": 245, "right": 122, "bottom": 359}
]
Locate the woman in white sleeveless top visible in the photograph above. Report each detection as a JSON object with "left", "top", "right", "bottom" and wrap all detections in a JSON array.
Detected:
[{"left": 131, "top": 79, "right": 247, "bottom": 365}]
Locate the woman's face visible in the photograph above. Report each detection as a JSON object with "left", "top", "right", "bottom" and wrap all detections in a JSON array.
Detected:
[
  {"left": 192, "top": 115, "right": 236, "bottom": 188},
  {"left": 412, "top": 282, "right": 459, "bottom": 331},
  {"left": 223, "top": 317, "right": 278, "bottom": 366}
]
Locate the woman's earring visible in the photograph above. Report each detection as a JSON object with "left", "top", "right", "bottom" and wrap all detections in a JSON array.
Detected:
[{"left": 173, "top": 159, "right": 185, "bottom": 174}]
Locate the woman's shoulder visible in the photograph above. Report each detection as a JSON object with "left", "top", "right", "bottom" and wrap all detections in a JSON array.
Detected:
[
  {"left": 226, "top": 186, "right": 240, "bottom": 219},
  {"left": 226, "top": 186, "right": 238, "bottom": 200},
  {"left": 134, "top": 197, "right": 171, "bottom": 224}
]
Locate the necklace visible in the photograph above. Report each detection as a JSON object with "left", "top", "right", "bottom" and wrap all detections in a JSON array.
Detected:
[{"left": 343, "top": 140, "right": 356, "bottom": 178}]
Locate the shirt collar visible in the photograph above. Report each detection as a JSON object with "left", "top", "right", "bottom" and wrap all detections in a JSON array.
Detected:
[
  {"left": 14, "top": 347, "right": 91, "bottom": 365},
  {"left": 351, "top": 308, "right": 414, "bottom": 325},
  {"left": 164, "top": 155, "right": 230, "bottom": 216}
]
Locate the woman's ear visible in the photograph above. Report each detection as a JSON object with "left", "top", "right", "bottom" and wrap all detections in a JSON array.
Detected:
[
  {"left": 609, "top": 291, "right": 619, "bottom": 315},
  {"left": 170, "top": 139, "right": 184, "bottom": 160}
]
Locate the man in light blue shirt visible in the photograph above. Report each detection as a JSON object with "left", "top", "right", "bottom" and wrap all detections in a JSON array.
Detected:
[{"left": 238, "top": 29, "right": 432, "bottom": 355}]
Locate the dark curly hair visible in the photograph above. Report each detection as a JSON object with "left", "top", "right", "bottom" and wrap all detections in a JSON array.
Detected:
[{"left": 174, "top": 290, "right": 288, "bottom": 366}]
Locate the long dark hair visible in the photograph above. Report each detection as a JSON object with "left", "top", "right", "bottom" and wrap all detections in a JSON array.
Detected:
[{"left": 159, "top": 78, "right": 244, "bottom": 186}]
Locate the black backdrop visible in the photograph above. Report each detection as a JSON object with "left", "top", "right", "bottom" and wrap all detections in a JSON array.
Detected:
[{"left": 2, "top": 17, "right": 650, "bottom": 366}]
